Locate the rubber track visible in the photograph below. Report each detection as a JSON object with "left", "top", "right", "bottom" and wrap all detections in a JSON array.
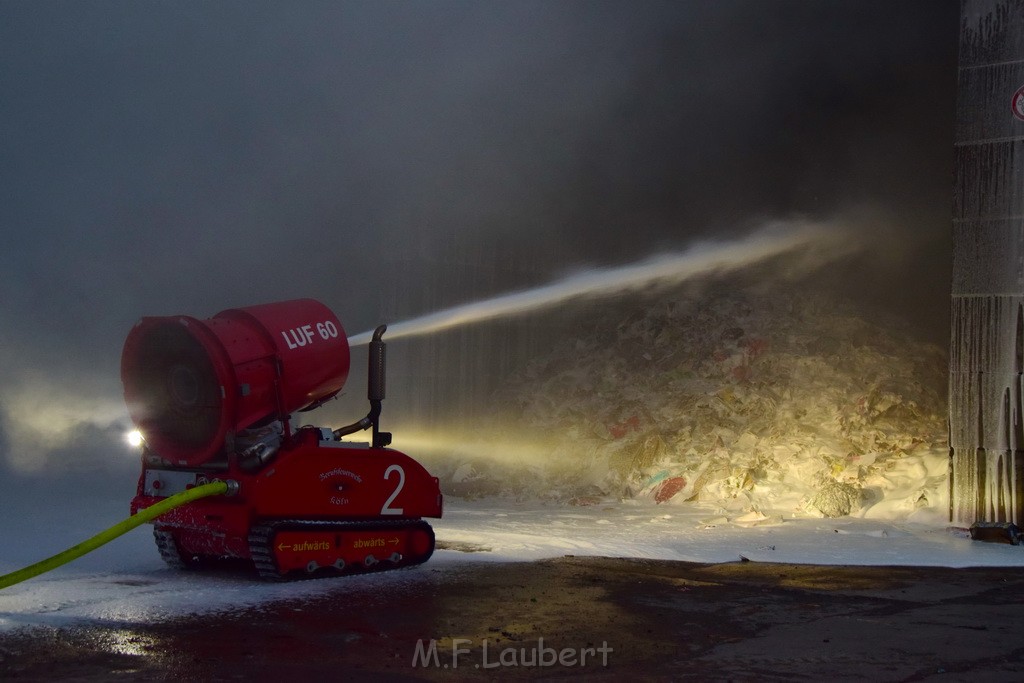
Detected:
[
  {"left": 153, "top": 527, "right": 188, "bottom": 570},
  {"left": 248, "top": 518, "right": 435, "bottom": 582}
]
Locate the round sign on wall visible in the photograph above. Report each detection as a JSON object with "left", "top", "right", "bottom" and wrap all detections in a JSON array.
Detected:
[{"left": 1013, "top": 84, "right": 1024, "bottom": 122}]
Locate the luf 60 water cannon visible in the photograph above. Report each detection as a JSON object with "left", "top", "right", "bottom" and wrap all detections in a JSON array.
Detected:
[{"left": 122, "top": 299, "right": 442, "bottom": 579}]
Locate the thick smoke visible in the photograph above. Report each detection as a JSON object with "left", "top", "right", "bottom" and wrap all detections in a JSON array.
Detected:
[
  {"left": 0, "top": 371, "right": 130, "bottom": 474},
  {"left": 0, "top": 1, "right": 958, "bottom": 479},
  {"left": 0, "top": 403, "right": 9, "bottom": 462}
]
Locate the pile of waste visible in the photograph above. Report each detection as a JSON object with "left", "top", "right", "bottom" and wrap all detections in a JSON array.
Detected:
[{"left": 437, "top": 286, "right": 949, "bottom": 521}]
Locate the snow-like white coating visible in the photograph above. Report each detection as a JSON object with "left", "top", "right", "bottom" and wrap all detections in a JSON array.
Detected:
[{"left": 2, "top": 496, "right": 1024, "bottom": 634}]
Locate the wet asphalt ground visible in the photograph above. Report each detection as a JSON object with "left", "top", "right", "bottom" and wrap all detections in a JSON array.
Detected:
[{"left": 2, "top": 555, "right": 1024, "bottom": 681}]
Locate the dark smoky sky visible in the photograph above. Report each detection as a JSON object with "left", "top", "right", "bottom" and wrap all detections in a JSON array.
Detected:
[{"left": 0, "top": 1, "right": 958, "bottom": 477}]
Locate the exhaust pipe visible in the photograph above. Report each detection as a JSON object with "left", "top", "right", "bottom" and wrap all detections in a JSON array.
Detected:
[{"left": 333, "top": 324, "right": 392, "bottom": 448}]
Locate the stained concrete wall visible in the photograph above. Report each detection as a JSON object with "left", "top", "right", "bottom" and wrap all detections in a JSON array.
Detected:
[{"left": 950, "top": 0, "right": 1024, "bottom": 524}]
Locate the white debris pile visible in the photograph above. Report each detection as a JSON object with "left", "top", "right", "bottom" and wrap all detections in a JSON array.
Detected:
[{"left": 442, "top": 288, "right": 949, "bottom": 521}]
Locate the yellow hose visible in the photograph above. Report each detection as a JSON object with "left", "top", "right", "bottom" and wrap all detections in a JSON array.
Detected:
[{"left": 0, "top": 480, "right": 230, "bottom": 591}]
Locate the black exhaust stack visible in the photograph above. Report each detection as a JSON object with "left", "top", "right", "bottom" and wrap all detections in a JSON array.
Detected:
[
  {"left": 368, "top": 325, "right": 391, "bottom": 448},
  {"left": 333, "top": 324, "right": 392, "bottom": 448}
]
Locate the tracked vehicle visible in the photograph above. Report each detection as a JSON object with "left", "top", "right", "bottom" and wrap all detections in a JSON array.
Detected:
[{"left": 122, "top": 299, "right": 442, "bottom": 579}]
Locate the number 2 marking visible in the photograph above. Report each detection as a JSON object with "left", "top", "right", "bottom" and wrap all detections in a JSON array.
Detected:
[{"left": 381, "top": 464, "right": 405, "bottom": 515}]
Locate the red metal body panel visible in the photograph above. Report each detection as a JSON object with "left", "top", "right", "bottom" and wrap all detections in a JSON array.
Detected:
[
  {"left": 212, "top": 300, "right": 350, "bottom": 415},
  {"left": 122, "top": 299, "right": 349, "bottom": 466},
  {"left": 131, "top": 432, "right": 443, "bottom": 562},
  {"left": 270, "top": 524, "right": 434, "bottom": 574},
  {"left": 249, "top": 430, "right": 442, "bottom": 519}
]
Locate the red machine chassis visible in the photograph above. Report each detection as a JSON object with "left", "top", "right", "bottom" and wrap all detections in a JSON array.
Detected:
[{"left": 133, "top": 428, "right": 443, "bottom": 580}]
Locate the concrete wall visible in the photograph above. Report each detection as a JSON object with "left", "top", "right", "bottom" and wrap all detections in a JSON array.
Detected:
[{"left": 950, "top": 0, "right": 1024, "bottom": 524}]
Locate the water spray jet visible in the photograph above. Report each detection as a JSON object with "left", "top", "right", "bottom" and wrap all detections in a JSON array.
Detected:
[{"left": 347, "top": 220, "right": 858, "bottom": 346}]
